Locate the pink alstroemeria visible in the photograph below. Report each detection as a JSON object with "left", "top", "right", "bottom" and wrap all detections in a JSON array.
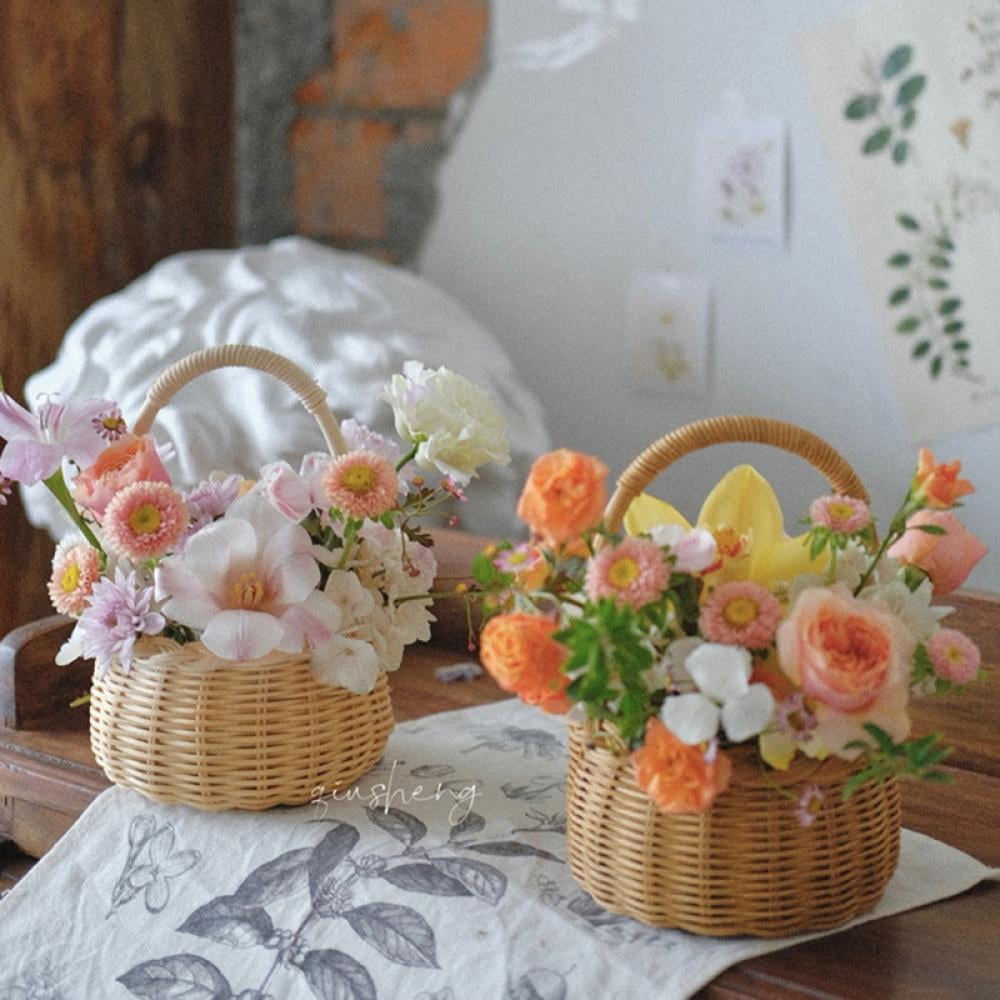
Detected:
[
  {"left": 0, "top": 393, "right": 115, "bottom": 485},
  {"left": 155, "top": 494, "right": 341, "bottom": 661}
]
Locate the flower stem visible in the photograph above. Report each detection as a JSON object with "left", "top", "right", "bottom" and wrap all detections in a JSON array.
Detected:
[
  {"left": 43, "top": 468, "right": 104, "bottom": 555},
  {"left": 396, "top": 443, "right": 419, "bottom": 472}
]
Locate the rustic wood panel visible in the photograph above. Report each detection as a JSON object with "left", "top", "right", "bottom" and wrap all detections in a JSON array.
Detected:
[{"left": 0, "top": 0, "right": 234, "bottom": 642}]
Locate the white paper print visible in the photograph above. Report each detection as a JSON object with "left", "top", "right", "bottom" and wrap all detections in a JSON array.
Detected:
[
  {"left": 697, "top": 99, "right": 787, "bottom": 247},
  {"left": 799, "top": 0, "right": 1000, "bottom": 441},
  {"left": 626, "top": 272, "right": 711, "bottom": 395}
]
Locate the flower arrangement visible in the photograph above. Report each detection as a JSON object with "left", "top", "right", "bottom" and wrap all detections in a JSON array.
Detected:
[
  {"left": 0, "top": 361, "right": 510, "bottom": 692},
  {"left": 475, "top": 447, "right": 987, "bottom": 821}
]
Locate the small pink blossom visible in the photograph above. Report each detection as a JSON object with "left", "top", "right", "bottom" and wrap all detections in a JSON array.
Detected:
[
  {"left": 441, "top": 477, "right": 468, "bottom": 502},
  {"left": 927, "top": 628, "right": 981, "bottom": 684},
  {"left": 258, "top": 460, "right": 315, "bottom": 522},
  {"left": 103, "top": 481, "right": 189, "bottom": 560},
  {"left": 47, "top": 539, "right": 102, "bottom": 616},
  {"left": 809, "top": 494, "right": 872, "bottom": 534},
  {"left": 184, "top": 473, "right": 244, "bottom": 536},
  {"left": 585, "top": 537, "right": 668, "bottom": 609},
  {"left": 649, "top": 524, "right": 719, "bottom": 573},
  {"left": 775, "top": 692, "right": 818, "bottom": 743},
  {"left": 700, "top": 580, "right": 782, "bottom": 649},
  {"left": 323, "top": 450, "right": 398, "bottom": 520},
  {"left": 795, "top": 784, "right": 825, "bottom": 827},
  {"left": 92, "top": 406, "right": 127, "bottom": 442}
]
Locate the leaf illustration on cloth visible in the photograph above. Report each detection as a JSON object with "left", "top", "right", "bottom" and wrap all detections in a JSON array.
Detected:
[
  {"left": 301, "top": 950, "right": 377, "bottom": 1000},
  {"left": 365, "top": 806, "right": 427, "bottom": 847},
  {"left": 464, "top": 841, "right": 564, "bottom": 864},
  {"left": 309, "top": 823, "right": 361, "bottom": 911},
  {"left": 379, "top": 863, "right": 473, "bottom": 897},
  {"left": 117, "top": 954, "right": 231, "bottom": 1000},
  {"left": 232, "top": 848, "right": 312, "bottom": 905},
  {"left": 463, "top": 725, "right": 564, "bottom": 759},
  {"left": 178, "top": 896, "right": 275, "bottom": 949},
  {"left": 428, "top": 858, "right": 507, "bottom": 905},
  {"left": 507, "top": 968, "right": 569, "bottom": 1000},
  {"left": 343, "top": 902, "right": 439, "bottom": 968},
  {"left": 447, "top": 811, "right": 486, "bottom": 841},
  {"left": 409, "top": 764, "right": 455, "bottom": 778}
]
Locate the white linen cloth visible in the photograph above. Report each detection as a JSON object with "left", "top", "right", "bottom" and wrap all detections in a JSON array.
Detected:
[{"left": 0, "top": 697, "right": 995, "bottom": 1000}]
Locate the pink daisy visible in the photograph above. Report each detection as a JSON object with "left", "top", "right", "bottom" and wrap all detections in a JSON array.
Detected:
[
  {"left": 808, "top": 494, "right": 872, "bottom": 534},
  {"left": 103, "top": 481, "right": 189, "bottom": 560},
  {"left": 323, "top": 450, "right": 399, "bottom": 520},
  {"left": 795, "top": 784, "right": 825, "bottom": 827},
  {"left": 775, "top": 692, "right": 818, "bottom": 743},
  {"left": 700, "top": 580, "right": 782, "bottom": 649},
  {"left": 92, "top": 406, "right": 128, "bottom": 442},
  {"left": 47, "top": 539, "right": 102, "bottom": 615},
  {"left": 584, "top": 538, "right": 668, "bottom": 609},
  {"left": 927, "top": 628, "right": 981, "bottom": 684}
]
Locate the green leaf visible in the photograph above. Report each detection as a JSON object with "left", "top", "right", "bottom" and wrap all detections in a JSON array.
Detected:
[
  {"left": 913, "top": 523, "right": 947, "bottom": 535},
  {"left": 927, "top": 277, "right": 949, "bottom": 290},
  {"left": 897, "top": 213, "right": 920, "bottom": 231},
  {"left": 471, "top": 553, "right": 499, "bottom": 588},
  {"left": 927, "top": 255, "right": 951, "bottom": 269},
  {"left": 930, "top": 355, "right": 943, "bottom": 378},
  {"left": 882, "top": 44, "right": 913, "bottom": 79},
  {"left": 888, "top": 286, "right": 911, "bottom": 306},
  {"left": 863, "top": 723, "right": 898, "bottom": 755},
  {"left": 936, "top": 236, "right": 956, "bottom": 251},
  {"left": 896, "top": 316, "right": 921, "bottom": 333},
  {"left": 863, "top": 127, "right": 893, "bottom": 154},
  {"left": 844, "top": 94, "right": 880, "bottom": 119},
  {"left": 896, "top": 74, "right": 927, "bottom": 105},
  {"left": 912, "top": 340, "right": 932, "bottom": 358},
  {"left": 887, "top": 252, "right": 911, "bottom": 267},
  {"left": 952, "top": 339, "right": 970, "bottom": 351},
  {"left": 943, "top": 321, "right": 964, "bottom": 334},
  {"left": 900, "top": 105, "right": 918, "bottom": 129},
  {"left": 939, "top": 298, "right": 961, "bottom": 316},
  {"left": 892, "top": 140, "right": 910, "bottom": 164}
]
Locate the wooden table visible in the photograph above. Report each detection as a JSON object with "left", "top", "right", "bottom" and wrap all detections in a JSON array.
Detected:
[{"left": 1, "top": 592, "right": 998, "bottom": 999}]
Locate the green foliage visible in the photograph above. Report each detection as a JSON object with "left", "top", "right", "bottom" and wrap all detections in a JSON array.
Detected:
[
  {"left": 842, "top": 724, "right": 953, "bottom": 800},
  {"left": 863, "top": 127, "right": 892, "bottom": 154},
  {"left": 882, "top": 45, "right": 913, "bottom": 78}
]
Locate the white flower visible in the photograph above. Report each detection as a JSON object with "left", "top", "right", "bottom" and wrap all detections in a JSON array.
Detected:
[
  {"left": 324, "top": 569, "right": 376, "bottom": 626},
  {"left": 310, "top": 634, "right": 380, "bottom": 693},
  {"left": 687, "top": 643, "right": 753, "bottom": 701},
  {"left": 660, "top": 692, "right": 720, "bottom": 744},
  {"left": 382, "top": 361, "right": 510, "bottom": 484},
  {"left": 866, "top": 578, "right": 951, "bottom": 642},
  {"left": 649, "top": 524, "right": 719, "bottom": 573}
]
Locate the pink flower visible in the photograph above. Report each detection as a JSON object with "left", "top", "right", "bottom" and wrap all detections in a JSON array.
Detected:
[
  {"left": 47, "top": 538, "right": 102, "bottom": 615},
  {"left": 776, "top": 586, "right": 912, "bottom": 757},
  {"left": 775, "top": 692, "right": 818, "bottom": 743},
  {"left": 887, "top": 510, "right": 987, "bottom": 596},
  {"left": 649, "top": 524, "right": 720, "bottom": 573},
  {"left": 585, "top": 538, "right": 668, "bottom": 609},
  {"left": 927, "top": 628, "right": 981, "bottom": 684},
  {"left": 795, "top": 784, "right": 825, "bottom": 827},
  {"left": 323, "top": 450, "right": 398, "bottom": 520},
  {"left": 700, "top": 580, "right": 782, "bottom": 649},
  {"left": 103, "top": 482, "right": 189, "bottom": 560},
  {"left": 72, "top": 434, "right": 171, "bottom": 519},
  {"left": 0, "top": 393, "right": 114, "bottom": 485},
  {"left": 92, "top": 406, "right": 127, "bottom": 442},
  {"left": 341, "top": 419, "right": 414, "bottom": 479},
  {"left": 258, "top": 460, "right": 316, "bottom": 522},
  {"left": 184, "top": 473, "right": 244, "bottom": 536},
  {"left": 809, "top": 494, "right": 872, "bottom": 534}
]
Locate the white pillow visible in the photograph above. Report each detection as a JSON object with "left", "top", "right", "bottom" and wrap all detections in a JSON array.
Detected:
[{"left": 22, "top": 237, "right": 550, "bottom": 538}]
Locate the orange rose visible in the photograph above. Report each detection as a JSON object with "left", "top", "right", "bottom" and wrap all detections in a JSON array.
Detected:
[
  {"left": 516, "top": 449, "right": 608, "bottom": 547},
  {"left": 912, "top": 448, "right": 974, "bottom": 509},
  {"left": 887, "top": 510, "right": 987, "bottom": 596},
  {"left": 72, "top": 434, "right": 171, "bottom": 518},
  {"left": 479, "top": 612, "right": 571, "bottom": 714},
  {"left": 631, "top": 717, "right": 732, "bottom": 813}
]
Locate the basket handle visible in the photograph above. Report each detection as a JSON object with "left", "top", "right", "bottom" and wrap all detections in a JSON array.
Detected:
[
  {"left": 131, "top": 344, "right": 349, "bottom": 456},
  {"left": 604, "top": 415, "right": 867, "bottom": 531}
]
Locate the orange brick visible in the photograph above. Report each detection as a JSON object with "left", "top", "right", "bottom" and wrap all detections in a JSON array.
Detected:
[{"left": 288, "top": 117, "right": 396, "bottom": 242}]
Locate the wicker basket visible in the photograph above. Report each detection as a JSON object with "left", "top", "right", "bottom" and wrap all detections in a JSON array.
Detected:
[
  {"left": 89, "top": 345, "right": 394, "bottom": 811},
  {"left": 566, "top": 415, "right": 902, "bottom": 936}
]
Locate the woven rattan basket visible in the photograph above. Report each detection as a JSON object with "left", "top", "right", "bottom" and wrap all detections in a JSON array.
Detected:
[
  {"left": 566, "top": 416, "right": 903, "bottom": 937},
  {"left": 89, "top": 345, "right": 394, "bottom": 811}
]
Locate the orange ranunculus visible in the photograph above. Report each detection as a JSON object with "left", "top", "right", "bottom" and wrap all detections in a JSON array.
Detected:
[
  {"left": 72, "top": 434, "right": 171, "bottom": 518},
  {"left": 631, "top": 717, "right": 732, "bottom": 813},
  {"left": 479, "top": 612, "right": 571, "bottom": 714},
  {"left": 912, "top": 448, "right": 974, "bottom": 509},
  {"left": 887, "top": 510, "right": 987, "bottom": 596},
  {"left": 516, "top": 449, "right": 608, "bottom": 547}
]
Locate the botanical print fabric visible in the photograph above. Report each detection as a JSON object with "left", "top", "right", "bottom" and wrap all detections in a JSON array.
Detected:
[{"left": 0, "top": 698, "right": 995, "bottom": 1000}]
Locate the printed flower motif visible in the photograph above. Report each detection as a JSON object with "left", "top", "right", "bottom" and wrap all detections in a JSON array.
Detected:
[
  {"left": 795, "top": 784, "right": 825, "bottom": 827},
  {"left": 103, "top": 481, "right": 189, "bottom": 560},
  {"left": 0, "top": 393, "right": 114, "bottom": 485},
  {"left": 927, "top": 628, "right": 981, "bottom": 684},
  {"left": 56, "top": 568, "right": 165, "bottom": 677},
  {"left": 72, "top": 434, "right": 172, "bottom": 519},
  {"left": 517, "top": 449, "right": 608, "bottom": 547},
  {"left": 47, "top": 537, "right": 102, "bottom": 615},
  {"left": 887, "top": 510, "right": 987, "bottom": 596},
  {"left": 156, "top": 495, "right": 340, "bottom": 661},
  {"left": 912, "top": 448, "right": 974, "bottom": 509},
  {"left": 776, "top": 586, "right": 912, "bottom": 757},
  {"left": 480, "top": 613, "right": 571, "bottom": 714},
  {"left": 809, "top": 494, "right": 872, "bottom": 534},
  {"left": 699, "top": 580, "right": 782, "bottom": 649},
  {"left": 584, "top": 537, "right": 667, "bottom": 609},
  {"left": 383, "top": 361, "right": 510, "bottom": 484},
  {"left": 631, "top": 717, "right": 732, "bottom": 813},
  {"left": 648, "top": 523, "right": 719, "bottom": 573},
  {"left": 323, "top": 450, "right": 398, "bottom": 520},
  {"left": 92, "top": 406, "right": 127, "bottom": 442}
]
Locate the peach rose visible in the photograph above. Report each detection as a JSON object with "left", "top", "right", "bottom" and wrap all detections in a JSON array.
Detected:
[
  {"left": 887, "top": 510, "right": 987, "bottom": 596},
  {"left": 912, "top": 448, "right": 974, "bottom": 509},
  {"left": 479, "top": 612, "right": 571, "bottom": 714},
  {"left": 776, "top": 587, "right": 912, "bottom": 756},
  {"left": 72, "top": 434, "right": 171, "bottom": 518},
  {"left": 631, "top": 717, "right": 732, "bottom": 813},
  {"left": 516, "top": 449, "right": 608, "bottom": 547}
]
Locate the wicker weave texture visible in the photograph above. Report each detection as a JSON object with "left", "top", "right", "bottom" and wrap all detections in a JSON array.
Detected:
[
  {"left": 91, "top": 638, "right": 394, "bottom": 811},
  {"left": 567, "top": 727, "right": 901, "bottom": 937}
]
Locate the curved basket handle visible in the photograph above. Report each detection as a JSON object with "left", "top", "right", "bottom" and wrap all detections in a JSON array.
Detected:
[
  {"left": 131, "top": 344, "right": 349, "bottom": 456},
  {"left": 604, "top": 415, "right": 867, "bottom": 531}
]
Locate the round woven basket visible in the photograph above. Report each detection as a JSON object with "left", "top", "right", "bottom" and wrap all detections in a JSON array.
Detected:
[
  {"left": 566, "top": 415, "right": 902, "bottom": 936},
  {"left": 89, "top": 345, "right": 394, "bottom": 810}
]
